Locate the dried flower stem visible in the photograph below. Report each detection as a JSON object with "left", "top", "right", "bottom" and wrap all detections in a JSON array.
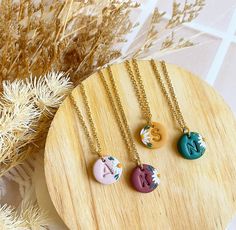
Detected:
[{"left": 0, "top": 72, "right": 73, "bottom": 176}]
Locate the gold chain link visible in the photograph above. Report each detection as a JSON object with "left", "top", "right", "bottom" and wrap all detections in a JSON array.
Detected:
[
  {"left": 150, "top": 59, "right": 189, "bottom": 133},
  {"left": 69, "top": 83, "right": 103, "bottom": 158},
  {"left": 125, "top": 59, "right": 152, "bottom": 125},
  {"left": 99, "top": 67, "right": 142, "bottom": 166}
]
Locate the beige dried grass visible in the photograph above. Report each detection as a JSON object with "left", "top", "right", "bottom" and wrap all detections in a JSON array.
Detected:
[
  {"left": 0, "top": 72, "right": 73, "bottom": 176},
  {"left": 0, "top": 0, "right": 204, "bottom": 87},
  {"left": 0, "top": 0, "right": 139, "bottom": 87}
]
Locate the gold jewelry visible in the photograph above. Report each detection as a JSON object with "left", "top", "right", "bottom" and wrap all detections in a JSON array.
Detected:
[
  {"left": 70, "top": 84, "right": 102, "bottom": 158},
  {"left": 125, "top": 59, "right": 168, "bottom": 149},
  {"left": 125, "top": 60, "right": 152, "bottom": 125},
  {"left": 99, "top": 67, "right": 160, "bottom": 193},
  {"left": 150, "top": 60, "right": 206, "bottom": 160},
  {"left": 69, "top": 84, "right": 123, "bottom": 185}
]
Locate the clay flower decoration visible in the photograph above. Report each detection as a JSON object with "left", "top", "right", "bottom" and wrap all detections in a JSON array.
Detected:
[
  {"left": 197, "top": 134, "right": 206, "bottom": 150},
  {"left": 140, "top": 126, "right": 152, "bottom": 148},
  {"left": 108, "top": 156, "right": 122, "bottom": 180},
  {"left": 146, "top": 165, "right": 160, "bottom": 189},
  {"left": 152, "top": 168, "right": 161, "bottom": 186}
]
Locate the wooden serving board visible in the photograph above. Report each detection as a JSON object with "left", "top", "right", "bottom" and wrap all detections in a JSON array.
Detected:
[{"left": 44, "top": 60, "right": 236, "bottom": 230}]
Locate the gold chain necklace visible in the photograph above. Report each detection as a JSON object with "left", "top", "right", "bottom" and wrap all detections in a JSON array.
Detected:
[
  {"left": 125, "top": 59, "right": 168, "bottom": 149},
  {"left": 150, "top": 60, "right": 206, "bottom": 160},
  {"left": 99, "top": 67, "right": 160, "bottom": 193},
  {"left": 69, "top": 83, "right": 123, "bottom": 185}
]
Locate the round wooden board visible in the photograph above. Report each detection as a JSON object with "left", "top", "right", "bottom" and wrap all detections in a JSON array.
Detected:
[{"left": 45, "top": 60, "right": 236, "bottom": 230}]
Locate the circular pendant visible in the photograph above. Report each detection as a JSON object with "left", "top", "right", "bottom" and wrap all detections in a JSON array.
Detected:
[
  {"left": 177, "top": 132, "right": 206, "bottom": 160},
  {"left": 131, "top": 164, "right": 160, "bottom": 193},
  {"left": 140, "top": 122, "right": 167, "bottom": 149},
  {"left": 93, "top": 156, "right": 123, "bottom": 185}
]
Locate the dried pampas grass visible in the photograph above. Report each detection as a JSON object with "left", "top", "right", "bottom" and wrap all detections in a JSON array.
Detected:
[
  {"left": 18, "top": 201, "right": 49, "bottom": 229},
  {"left": 0, "top": 0, "right": 205, "bottom": 87},
  {"left": 0, "top": 0, "right": 139, "bottom": 87},
  {"left": 0, "top": 203, "right": 48, "bottom": 230},
  {"left": 0, "top": 205, "right": 22, "bottom": 230},
  {"left": 0, "top": 72, "right": 73, "bottom": 176}
]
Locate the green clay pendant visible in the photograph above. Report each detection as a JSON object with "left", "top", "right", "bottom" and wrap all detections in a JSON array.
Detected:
[{"left": 177, "top": 132, "right": 206, "bottom": 160}]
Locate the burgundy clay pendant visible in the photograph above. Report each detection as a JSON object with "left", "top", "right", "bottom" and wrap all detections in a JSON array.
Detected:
[{"left": 131, "top": 164, "right": 160, "bottom": 193}]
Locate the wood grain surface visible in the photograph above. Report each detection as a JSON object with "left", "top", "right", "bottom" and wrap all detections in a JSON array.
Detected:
[{"left": 44, "top": 60, "right": 236, "bottom": 230}]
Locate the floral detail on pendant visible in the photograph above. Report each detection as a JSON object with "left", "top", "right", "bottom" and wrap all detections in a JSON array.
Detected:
[
  {"left": 146, "top": 165, "right": 160, "bottom": 190},
  {"left": 151, "top": 168, "right": 160, "bottom": 185},
  {"left": 107, "top": 156, "right": 123, "bottom": 181},
  {"left": 140, "top": 122, "right": 167, "bottom": 149},
  {"left": 140, "top": 125, "right": 152, "bottom": 148},
  {"left": 197, "top": 134, "right": 206, "bottom": 149}
]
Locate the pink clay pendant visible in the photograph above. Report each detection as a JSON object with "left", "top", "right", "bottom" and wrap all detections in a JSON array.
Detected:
[{"left": 93, "top": 156, "right": 123, "bottom": 185}]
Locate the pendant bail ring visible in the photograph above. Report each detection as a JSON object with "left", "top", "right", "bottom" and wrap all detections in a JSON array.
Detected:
[{"left": 183, "top": 126, "right": 190, "bottom": 137}]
